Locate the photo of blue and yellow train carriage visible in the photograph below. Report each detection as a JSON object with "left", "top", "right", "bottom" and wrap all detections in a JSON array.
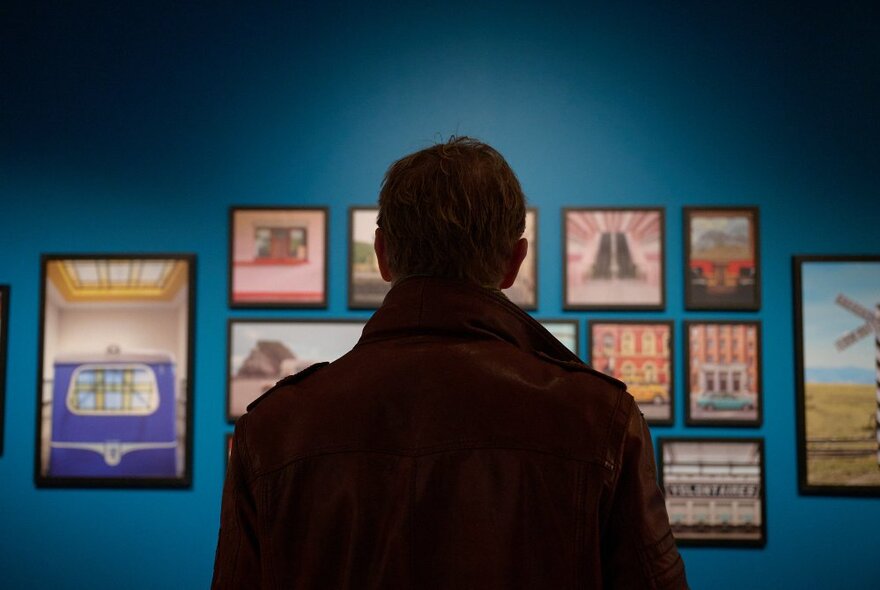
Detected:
[
  {"left": 49, "top": 350, "right": 178, "bottom": 478},
  {"left": 37, "top": 255, "right": 194, "bottom": 487}
]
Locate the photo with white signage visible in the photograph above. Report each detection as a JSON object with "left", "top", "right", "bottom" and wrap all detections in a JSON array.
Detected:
[{"left": 658, "top": 438, "right": 766, "bottom": 547}]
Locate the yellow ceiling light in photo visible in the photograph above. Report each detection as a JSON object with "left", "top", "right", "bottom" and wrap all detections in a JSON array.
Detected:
[{"left": 48, "top": 259, "right": 188, "bottom": 303}]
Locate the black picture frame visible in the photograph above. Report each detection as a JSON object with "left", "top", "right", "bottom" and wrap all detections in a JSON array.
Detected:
[
  {"left": 0, "top": 285, "right": 9, "bottom": 457},
  {"left": 505, "top": 208, "right": 538, "bottom": 310},
  {"left": 683, "top": 206, "right": 760, "bottom": 311},
  {"left": 588, "top": 320, "right": 674, "bottom": 425},
  {"left": 347, "top": 206, "right": 389, "bottom": 309},
  {"left": 658, "top": 437, "right": 767, "bottom": 548},
  {"left": 35, "top": 254, "right": 196, "bottom": 489},
  {"left": 537, "top": 319, "right": 580, "bottom": 359},
  {"left": 684, "top": 320, "right": 763, "bottom": 427},
  {"left": 793, "top": 254, "right": 880, "bottom": 496},
  {"left": 563, "top": 207, "right": 665, "bottom": 311},
  {"left": 229, "top": 206, "right": 329, "bottom": 308},
  {"left": 347, "top": 207, "right": 539, "bottom": 310},
  {"left": 227, "top": 318, "right": 365, "bottom": 422}
]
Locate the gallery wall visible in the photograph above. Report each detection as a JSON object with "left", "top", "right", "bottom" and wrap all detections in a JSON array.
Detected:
[{"left": 1, "top": 2, "right": 878, "bottom": 588}]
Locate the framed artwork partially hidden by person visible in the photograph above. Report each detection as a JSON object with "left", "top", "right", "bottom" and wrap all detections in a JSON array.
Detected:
[
  {"left": 35, "top": 255, "right": 195, "bottom": 488},
  {"left": 227, "top": 319, "right": 365, "bottom": 421},
  {"left": 348, "top": 207, "right": 538, "bottom": 309},
  {"left": 684, "top": 207, "right": 760, "bottom": 310},
  {"left": 659, "top": 438, "right": 766, "bottom": 547},
  {"left": 504, "top": 208, "right": 538, "bottom": 309},
  {"left": 589, "top": 320, "right": 674, "bottom": 425},
  {"left": 348, "top": 207, "right": 390, "bottom": 309},
  {"left": 229, "top": 207, "right": 328, "bottom": 308},
  {"left": 0, "top": 285, "right": 8, "bottom": 457},
  {"left": 685, "top": 321, "right": 762, "bottom": 427},
  {"left": 794, "top": 255, "right": 880, "bottom": 496},
  {"left": 538, "top": 319, "right": 579, "bottom": 358},
  {"left": 564, "top": 208, "right": 665, "bottom": 310}
]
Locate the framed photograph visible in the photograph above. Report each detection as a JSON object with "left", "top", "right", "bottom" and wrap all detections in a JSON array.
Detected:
[
  {"left": 36, "top": 255, "right": 195, "bottom": 488},
  {"left": 227, "top": 319, "right": 365, "bottom": 421},
  {"left": 794, "top": 255, "right": 880, "bottom": 495},
  {"left": 229, "top": 207, "right": 328, "bottom": 308},
  {"left": 589, "top": 321, "right": 673, "bottom": 424},
  {"left": 658, "top": 438, "right": 766, "bottom": 547},
  {"left": 564, "top": 208, "right": 665, "bottom": 310},
  {"left": 684, "top": 207, "right": 760, "bottom": 310},
  {"left": 503, "top": 208, "right": 538, "bottom": 309},
  {"left": 348, "top": 207, "right": 538, "bottom": 309},
  {"left": 538, "top": 319, "right": 579, "bottom": 358},
  {"left": 685, "top": 321, "right": 762, "bottom": 427},
  {"left": 0, "top": 285, "right": 8, "bottom": 457},
  {"left": 348, "top": 207, "right": 390, "bottom": 309}
]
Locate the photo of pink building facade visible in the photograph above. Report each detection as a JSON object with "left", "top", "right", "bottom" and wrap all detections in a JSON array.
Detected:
[
  {"left": 590, "top": 321, "right": 673, "bottom": 424},
  {"left": 230, "top": 208, "right": 327, "bottom": 306}
]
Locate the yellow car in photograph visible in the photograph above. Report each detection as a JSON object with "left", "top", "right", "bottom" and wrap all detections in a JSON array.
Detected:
[{"left": 630, "top": 384, "right": 669, "bottom": 405}]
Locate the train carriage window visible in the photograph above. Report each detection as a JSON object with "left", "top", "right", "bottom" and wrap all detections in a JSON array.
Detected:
[{"left": 66, "top": 364, "right": 160, "bottom": 416}]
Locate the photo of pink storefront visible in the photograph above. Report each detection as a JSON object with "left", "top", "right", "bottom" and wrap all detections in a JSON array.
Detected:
[{"left": 230, "top": 207, "right": 328, "bottom": 307}]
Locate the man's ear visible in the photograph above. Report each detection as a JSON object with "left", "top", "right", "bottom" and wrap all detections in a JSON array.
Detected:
[
  {"left": 374, "top": 228, "right": 394, "bottom": 282},
  {"left": 498, "top": 237, "right": 528, "bottom": 290}
]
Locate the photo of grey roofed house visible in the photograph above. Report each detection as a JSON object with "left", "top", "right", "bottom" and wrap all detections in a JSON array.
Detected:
[{"left": 227, "top": 321, "right": 364, "bottom": 420}]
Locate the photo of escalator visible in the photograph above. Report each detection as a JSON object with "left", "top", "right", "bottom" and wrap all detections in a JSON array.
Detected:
[
  {"left": 565, "top": 208, "right": 664, "bottom": 309},
  {"left": 591, "top": 232, "right": 639, "bottom": 280}
]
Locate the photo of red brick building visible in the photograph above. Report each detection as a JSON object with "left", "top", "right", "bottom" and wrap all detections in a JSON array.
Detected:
[
  {"left": 590, "top": 321, "right": 673, "bottom": 423},
  {"left": 686, "top": 321, "right": 761, "bottom": 424}
]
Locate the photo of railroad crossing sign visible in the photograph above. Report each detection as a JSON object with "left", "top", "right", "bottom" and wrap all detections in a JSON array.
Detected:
[{"left": 834, "top": 293, "right": 880, "bottom": 466}]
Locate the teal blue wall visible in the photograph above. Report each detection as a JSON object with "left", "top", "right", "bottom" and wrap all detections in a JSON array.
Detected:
[{"left": 2, "top": 2, "right": 878, "bottom": 588}]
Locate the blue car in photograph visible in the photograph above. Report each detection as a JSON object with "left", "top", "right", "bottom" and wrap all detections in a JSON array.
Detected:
[{"left": 695, "top": 390, "right": 755, "bottom": 412}]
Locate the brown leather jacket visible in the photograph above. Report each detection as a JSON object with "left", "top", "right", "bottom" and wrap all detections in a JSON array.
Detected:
[{"left": 212, "top": 277, "right": 687, "bottom": 589}]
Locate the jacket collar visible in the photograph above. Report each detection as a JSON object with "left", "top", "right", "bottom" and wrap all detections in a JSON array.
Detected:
[{"left": 358, "top": 276, "right": 581, "bottom": 366}]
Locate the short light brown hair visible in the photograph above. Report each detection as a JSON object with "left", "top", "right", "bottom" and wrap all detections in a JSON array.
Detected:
[{"left": 377, "top": 137, "right": 526, "bottom": 286}]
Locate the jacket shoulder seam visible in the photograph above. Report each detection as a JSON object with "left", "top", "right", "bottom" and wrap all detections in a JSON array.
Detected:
[
  {"left": 245, "top": 361, "right": 330, "bottom": 412},
  {"left": 533, "top": 350, "right": 627, "bottom": 389}
]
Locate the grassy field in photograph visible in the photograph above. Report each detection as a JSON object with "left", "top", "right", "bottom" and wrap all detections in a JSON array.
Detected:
[{"left": 805, "top": 383, "right": 880, "bottom": 486}]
